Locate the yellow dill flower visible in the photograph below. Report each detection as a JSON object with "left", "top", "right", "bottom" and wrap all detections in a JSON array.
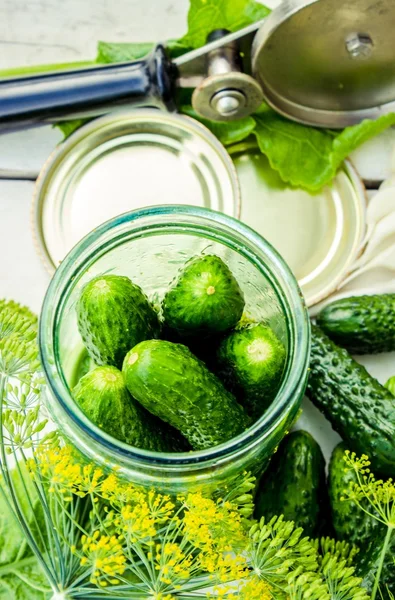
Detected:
[
  {"left": 237, "top": 576, "right": 272, "bottom": 599},
  {"left": 34, "top": 444, "right": 83, "bottom": 492},
  {"left": 183, "top": 492, "right": 246, "bottom": 555},
  {"left": 343, "top": 451, "right": 395, "bottom": 528},
  {"left": 80, "top": 533, "right": 126, "bottom": 585},
  {"left": 100, "top": 473, "right": 119, "bottom": 497},
  {"left": 120, "top": 501, "right": 157, "bottom": 541}
]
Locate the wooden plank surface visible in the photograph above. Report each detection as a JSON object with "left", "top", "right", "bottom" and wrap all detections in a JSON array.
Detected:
[{"left": 0, "top": 0, "right": 395, "bottom": 466}]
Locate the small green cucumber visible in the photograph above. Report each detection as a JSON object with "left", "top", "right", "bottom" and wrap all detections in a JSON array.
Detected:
[
  {"left": 77, "top": 274, "right": 160, "bottom": 368},
  {"left": 215, "top": 323, "right": 286, "bottom": 418},
  {"left": 254, "top": 430, "right": 327, "bottom": 537},
  {"left": 122, "top": 339, "right": 250, "bottom": 450},
  {"left": 328, "top": 443, "right": 379, "bottom": 544},
  {"left": 162, "top": 255, "right": 245, "bottom": 337},
  {"left": 317, "top": 294, "right": 395, "bottom": 354},
  {"left": 329, "top": 443, "right": 395, "bottom": 595},
  {"left": 307, "top": 325, "right": 395, "bottom": 476},
  {"left": 73, "top": 366, "right": 188, "bottom": 452}
]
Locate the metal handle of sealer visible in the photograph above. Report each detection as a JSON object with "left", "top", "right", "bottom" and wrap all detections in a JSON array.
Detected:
[{"left": 0, "top": 45, "right": 176, "bottom": 133}]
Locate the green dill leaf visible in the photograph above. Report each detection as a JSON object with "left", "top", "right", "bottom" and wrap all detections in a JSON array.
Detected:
[{"left": 179, "top": 0, "right": 270, "bottom": 49}]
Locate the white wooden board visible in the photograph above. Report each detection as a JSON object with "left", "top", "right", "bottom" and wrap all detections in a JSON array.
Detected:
[{"left": 0, "top": 0, "right": 394, "bottom": 468}]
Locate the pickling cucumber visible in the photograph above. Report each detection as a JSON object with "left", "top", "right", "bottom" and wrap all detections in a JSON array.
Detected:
[
  {"left": 215, "top": 322, "right": 286, "bottom": 418},
  {"left": 122, "top": 339, "right": 250, "bottom": 450},
  {"left": 307, "top": 325, "right": 395, "bottom": 476},
  {"left": 317, "top": 294, "right": 395, "bottom": 354},
  {"left": 73, "top": 366, "right": 188, "bottom": 452},
  {"left": 329, "top": 442, "right": 378, "bottom": 545},
  {"left": 254, "top": 430, "right": 327, "bottom": 537},
  {"left": 77, "top": 274, "right": 160, "bottom": 368},
  {"left": 162, "top": 255, "right": 245, "bottom": 338},
  {"left": 329, "top": 443, "right": 395, "bottom": 595}
]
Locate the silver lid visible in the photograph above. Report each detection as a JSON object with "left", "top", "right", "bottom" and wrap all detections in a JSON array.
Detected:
[
  {"left": 229, "top": 141, "right": 366, "bottom": 306},
  {"left": 252, "top": 0, "right": 395, "bottom": 128},
  {"left": 33, "top": 109, "right": 240, "bottom": 273}
]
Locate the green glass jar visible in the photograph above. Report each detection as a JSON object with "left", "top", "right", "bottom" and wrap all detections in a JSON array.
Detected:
[{"left": 39, "top": 205, "right": 310, "bottom": 494}]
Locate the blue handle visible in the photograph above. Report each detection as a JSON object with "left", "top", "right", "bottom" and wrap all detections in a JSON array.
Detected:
[{"left": 0, "top": 45, "right": 176, "bottom": 132}]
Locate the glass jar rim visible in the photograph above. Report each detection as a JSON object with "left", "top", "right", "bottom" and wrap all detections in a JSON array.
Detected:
[{"left": 39, "top": 205, "right": 310, "bottom": 467}]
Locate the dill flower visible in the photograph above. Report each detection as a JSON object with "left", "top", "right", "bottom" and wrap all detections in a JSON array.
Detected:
[
  {"left": 343, "top": 450, "right": 395, "bottom": 600},
  {"left": 0, "top": 306, "right": 37, "bottom": 342},
  {"left": 80, "top": 532, "right": 126, "bottom": 586},
  {"left": 0, "top": 334, "right": 40, "bottom": 382},
  {"left": 247, "top": 515, "right": 318, "bottom": 589},
  {"left": 317, "top": 538, "right": 369, "bottom": 600}
]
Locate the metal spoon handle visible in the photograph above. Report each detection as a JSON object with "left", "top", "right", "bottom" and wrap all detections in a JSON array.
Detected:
[{"left": 0, "top": 45, "right": 176, "bottom": 133}]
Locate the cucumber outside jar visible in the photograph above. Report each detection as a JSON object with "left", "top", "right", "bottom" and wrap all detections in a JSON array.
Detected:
[{"left": 39, "top": 206, "right": 310, "bottom": 494}]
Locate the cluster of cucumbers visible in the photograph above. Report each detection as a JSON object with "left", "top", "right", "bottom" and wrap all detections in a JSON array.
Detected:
[
  {"left": 255, "top": 293, "right": 395, "bottom": 595},
  {"left": 255, "top": 430, "right": 395, "bottom": 594},
  {"left": 73, "top": 254, "right": 286, "bottom": 452}
]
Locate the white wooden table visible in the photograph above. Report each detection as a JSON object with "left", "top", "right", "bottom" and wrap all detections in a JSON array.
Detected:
[{"left": 1, "top": 0, "right": 395, "bottom": 462}]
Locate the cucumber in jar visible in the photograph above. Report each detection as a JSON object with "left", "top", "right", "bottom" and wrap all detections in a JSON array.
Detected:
[
  {"left": 73, "top": 365, "right": 189, "bottom": 452},
  {"left": 77, "top": 274, "right": 160, "bottom": 368},
  {"left": 122, "top": 339, "right": 250, "bottom": 450},
  {"left": 162, "top": 255, "right": 245, "bottom": 338}
]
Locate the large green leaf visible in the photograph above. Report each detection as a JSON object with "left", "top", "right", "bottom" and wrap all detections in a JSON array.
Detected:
[
  {"left": 0, "top": 559, "right": 49, "bottom": 600},
  {"left": 179, "top": 0, "right": 271, "bottom": 48},
  {"left": 181, "top": 106, "right": 256, "bottom": 146},
  {"left": 330, "top": 113, "right": 395, "bottom": 169},
  {"left": 0, "top": 465, "right": 50, "bottom": 599},
  {"left": 253, "top": 106, "right": 395, "bottom": 192},
  {"left": 96, "top": 41, "right": 155, "bottom": 63},
  {"left": 253, "top": 107, "right": 335, "bottom": 192},
  {"left": 96, "top": 39, "right": 190, "bottom": 63}
]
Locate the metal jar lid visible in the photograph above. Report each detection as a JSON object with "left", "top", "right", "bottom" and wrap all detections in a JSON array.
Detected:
[
  {"left": 229, "top": 141, "right": 366, "bottom": 307},
  {"left": 33, "top": 109, "right": 240, "bottom": 273}
]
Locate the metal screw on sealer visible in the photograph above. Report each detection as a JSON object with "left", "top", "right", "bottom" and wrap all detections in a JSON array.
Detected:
[
  {"left": 345, "top": 32, "right": 374, "bottom": 60},
  {"left": 191, "top": 29, "right": 264, "bottom": 121}
]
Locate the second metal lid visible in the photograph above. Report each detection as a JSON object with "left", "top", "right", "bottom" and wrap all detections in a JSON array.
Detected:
[
  {"left": 252, "top": 0, "right": 395, "bottom": 128},
  {"left": 229, "top": 140, "right": 366, "bottom": 307}
]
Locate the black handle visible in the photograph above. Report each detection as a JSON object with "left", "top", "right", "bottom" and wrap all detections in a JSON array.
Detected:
[{"left": 0, "top": 45, "right": 177, "bottom": 133}]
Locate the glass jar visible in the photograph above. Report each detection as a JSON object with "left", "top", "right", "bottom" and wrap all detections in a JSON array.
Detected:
[{"left": 39, "top": 205, "right": 310, "bottom": 494}]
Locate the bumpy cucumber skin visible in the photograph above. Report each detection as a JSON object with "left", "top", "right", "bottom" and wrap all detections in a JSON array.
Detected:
[
  {"left": 215, "top": 323, "right": 286, "bottom": 419},
  {"left": 307, "top": 325, "right": 395, "bottom": 476},
  {"left": 329, "top": 443, "right": 395, "bottom": 595},
  {"left": 162, "top": 255, "right": 245, "bottom": 337},
  {"left": 254, "top": 430, "right": 327, "bottom": 537},
  {"left": 73, "top": 366, "right": 188, "bottom": 452},
  {"left": 317, "top": 294, "right": 395, "bottom": 354},
  {"left": 122, "top": 339, "right": 250, "bottom": 450},
  {"left": 77, "top": 275, "right": 160, "bottom": 368},
  {"left": 329, "top": 443, "right": 379, "bottom": 544}
]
